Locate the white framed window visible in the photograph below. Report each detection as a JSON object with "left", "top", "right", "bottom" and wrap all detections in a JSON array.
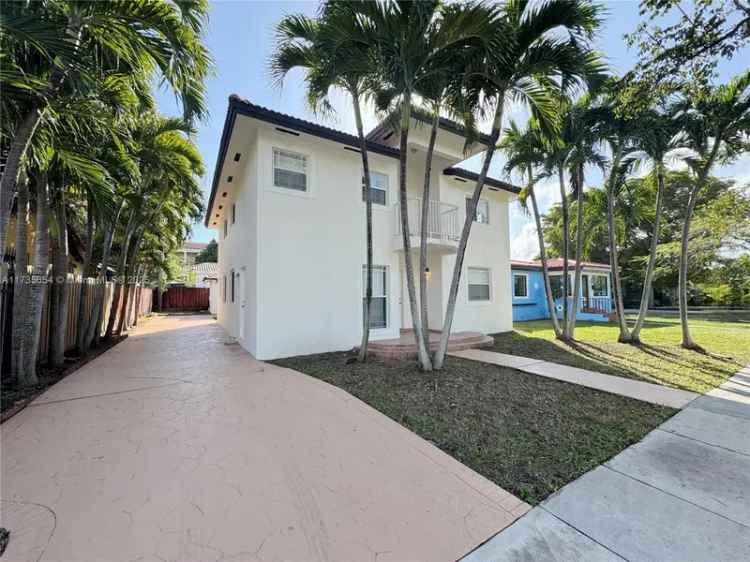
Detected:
[
  {"left": 223, "top": 219, "right": 228, "bottom": 238},
  {"left": 362, "top": 265, "right": 388, "bottom": 329},
  {"left": 466, "top": 198, "right": 489, "bottom": 224},
  {"left": 232, "top": 203, "right": 236, "bottom": 224},
  {"left": 592, "top": 274, "right": 609, "bottom": 297},
  {"left": 273, "top": 148, "right": 308, "bottom": 191},
  {"left": 468, "top": 267, "right": 491, "bottom": 301},
  {"left": 513, "top": 273, "right": 528, "bottom": 298},
  {"left": 362, "top": 171, "right": 388, "bottom": 206}
]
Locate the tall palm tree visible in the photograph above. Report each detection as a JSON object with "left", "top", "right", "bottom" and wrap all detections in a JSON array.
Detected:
[
  {"left": 0, "top": 0, "right": 211, "bottom": 261},
  {"left": 352, "top": 0, "right": 499, "bottom": 370},
  {"left": 499, "top": 119, "right": 562, "bottom": 337},
  {"left": 624, "top": 108, "right": 688, "bottom": 342},
  {"left": 434, "top": 0, "right": 604, "bottom": 369},
  {"left": 676, "top": 72, "right": 750, "bottom": 350},
  {"left": 270, "top": 4, "right": 380, "bottom": 361}
]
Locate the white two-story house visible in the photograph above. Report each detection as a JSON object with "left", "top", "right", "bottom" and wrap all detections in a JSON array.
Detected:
[{"left": 205, "top": 95, "right": 520, "bottom": 360}]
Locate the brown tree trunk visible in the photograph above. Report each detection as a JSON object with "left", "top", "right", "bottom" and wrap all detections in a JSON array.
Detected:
[
  {"left": 11, "top": 171, "right": 30, "bottom": 383},
  {"left": 568, "top": 163, "right": 585, "bottom": 338},
  {"left": 433, "top": 102, "right": 504, "bottom": 370},
  {"left": 419, "top": 112, "right": 440, "bottom": 355},
  {"left": 75, "top": 197, "right": 94, "bottom": 354},
  {"left": 354, "top": 96, "right": 373, "bottom": 362},
  {"left": 23, "top": 171, "right": 51, "bottom": 381},
  {"left": 397, "top": 97, "right": 432, "bottom": 370},
  {"left": 632, "top": 165, "right": 664, "bottom": 342},
  {"left": 49, "top": 187, "right": 70, "bottom": 366}
]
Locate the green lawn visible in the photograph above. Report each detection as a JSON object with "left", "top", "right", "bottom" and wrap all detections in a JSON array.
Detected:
[
  {"left": 272, "top": 353, "right": 675, "bottom": 505},
  {"left": 492, "top": 313, "right": 750, "bottom": 394}
]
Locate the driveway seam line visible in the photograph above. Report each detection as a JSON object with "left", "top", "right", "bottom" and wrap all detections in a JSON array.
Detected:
[
  {"left": 691, "top": 402, "right": 750, "bottom": 422},
  {"left": 537, "top": 505, "right": 631, "bottom": 561},
  {"left": 27, "top": 382, "right": 188, "bottom": 407},
  {"left": 654, "top": 427, "right": 750, "bottom": 458},
  {"left": 601, "top": 465, "right": 750, "bottom": 530}
]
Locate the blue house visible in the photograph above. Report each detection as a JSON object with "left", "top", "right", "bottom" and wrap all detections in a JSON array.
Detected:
[{"left": 511, "top": 259, "right": 613, "bottom": 323}]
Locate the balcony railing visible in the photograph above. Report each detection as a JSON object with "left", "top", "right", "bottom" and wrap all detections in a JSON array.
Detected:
[{"left": 393, "top": 197, "right": 459, "bottom": 243}]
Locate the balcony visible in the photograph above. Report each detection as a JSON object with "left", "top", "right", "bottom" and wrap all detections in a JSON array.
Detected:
[{"left": 392, "top": 197, "right": 459, "bottom": 253}]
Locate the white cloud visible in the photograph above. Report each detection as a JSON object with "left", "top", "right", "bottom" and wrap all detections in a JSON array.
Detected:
[{"left": 511, "top": 221, "right": 540, "bottom": 260}]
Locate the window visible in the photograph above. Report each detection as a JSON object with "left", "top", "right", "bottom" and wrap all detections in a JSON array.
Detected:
[
  {"left": 592, "top": 274, "right": 609, "bottom": 297},
  {"left": 362, "top": 265, "right": 388, "bottom": 328},
  {"left": 362, "top": 171, "right": 388, "bottom": 206},
  {"left": 468, "top": 268, "right": 491, "bottom": 301},
  {"left": 232, "top": 203, "right": 236, "bottom": 224},
  {"left": 273, "top": 148, "right": 307, "bottom": 191},
  {"left": 230, "top": 269, "right": 235, "bottom": 303},
  {"left": 223, "top": 219, "right": 228, "bottom": 238},
  {"left": 466, "top": 198, "right": 489, "bottom": 224},
  {"left": 223, "top": 275, "right": 227, "bottom": 303},
  {"left": 513, "top": 274, "right": 528, "bottom": 298},
  {"left": 550, "top": 275, "right": 563, "bottom": 300}
]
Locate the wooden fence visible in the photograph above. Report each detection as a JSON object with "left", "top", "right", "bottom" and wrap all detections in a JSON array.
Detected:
[
  {"left": 161, "top": 286, "right": 209, "bottom": 311},
  {"left": 0, "top": 267, "right": 153, "bottom": 370}
]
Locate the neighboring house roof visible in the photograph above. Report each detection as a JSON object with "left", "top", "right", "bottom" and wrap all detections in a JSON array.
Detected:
[
  {"left": 205, "top": 95, "right": 521, "bottom": 227},
  {"left": 192, "top": 261, "right": 219, "bottom": 280},
  {"left": 182, "top": 241, "right": 208, "bottom": 251},
  {"left": 511, "top": 259, "right": 611, "bottom": 271}
]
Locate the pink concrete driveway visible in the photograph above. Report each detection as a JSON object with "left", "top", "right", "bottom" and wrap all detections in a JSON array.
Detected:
[{"left": 1, "top": 315, "right": 527, "bottom": 562}]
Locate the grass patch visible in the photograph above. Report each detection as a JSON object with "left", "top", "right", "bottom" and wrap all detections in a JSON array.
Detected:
[
  {"left": 492, "top": 314, "right": 750, "bottom": 394},
  {"left": 272, "top": 352, "right": 675, "bottom": 505}
]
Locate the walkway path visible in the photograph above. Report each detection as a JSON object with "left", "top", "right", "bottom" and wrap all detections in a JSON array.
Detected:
[
  {"left": 450, "top": 348, "right": 698, "bottom": 408},
  {"left": 1, "top": 315, "right": 527, "bottom": 562},
  {"left": 461, "top": 365, "right": 750, "bottom": 561}
]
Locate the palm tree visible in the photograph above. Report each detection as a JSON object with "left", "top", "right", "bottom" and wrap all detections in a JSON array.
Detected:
[
  {"left": 676, "top": 72, "right": 750, "bottom": 350},
  {"left": 351, "top": 0, "right": 498, "bottom": 370},
  {"left": 624, "top": 108, "right": 687, "bottom": 342},
  {"left": 270, "top": 4, "right": 380, "bottom": 361},
  {"left": 434, "top": 0, "right": 604, "bottom": 369},
  {"left": 0, "top": 0, "right": 211, "bottom": 261},
  {"left": 499, "top": 120, "right": 563, "bottom": 337}
]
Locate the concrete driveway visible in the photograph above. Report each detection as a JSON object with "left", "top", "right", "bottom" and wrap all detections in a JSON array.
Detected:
[{"left": 1, "top": 314, "right": 526, "bottom": 562}]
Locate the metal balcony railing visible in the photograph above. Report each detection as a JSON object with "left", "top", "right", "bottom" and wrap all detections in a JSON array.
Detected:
[{"left": 393, "top": 197, "right": 459, "bottom": 243}]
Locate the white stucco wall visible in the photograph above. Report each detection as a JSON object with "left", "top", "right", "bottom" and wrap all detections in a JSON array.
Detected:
[{"left": 211, "top": 116, "right": 514, "bottom": 360}]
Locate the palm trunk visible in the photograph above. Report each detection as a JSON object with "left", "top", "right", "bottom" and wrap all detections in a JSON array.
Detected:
[
  {"left": 605, "top": 150, "right": 630, "bottom": 342},
  {"left": 631, "top": 165, "right": 664, "bottom": 342},
  {"left": 86, "top": 226, "right": 115, "bottom": 349},
  {"left": 118, "top": 235, "right": 142, "bottom": 335},
  {"left": 49, "top": 187, "right": 70, "bottom": 367},
  {"left": 434, "top": 103, "right": 504, "bottom": 370},
  {"left": 568, "top": 163, "right": 585, "bottom": 338},
  {"left": 106, "top": 218, "right": 134, "bottom": 338},
  {"left": 133, "top": 266, "right": 144, "bottom": 327},
  {"left": 75, "top": 197, "right": 94, "bottom": 354},
  {"left": 397, "top": 97, "right": 432, "bottom": 371},
  {"left": 354, "top": 95, "right": 373, "bottom": 362},
  {"left": 0, "top": 106, "right": 44, "bottom": 261},
  {"left": 528, "top": 177, "right": 561, "bottom": 337},
  {"left": 23, "top": 171, "right": 51, "bottom": 381},
  {"left": 11, "top": 171, "right": 30, "bottom": 383},
  {"left": 558, "top": 165, "right": 570, "bottom": 338},
  {"left": 679, "top": 139, "right": 721, "bottom": 350},
  {"left": 419, "top": 111, "right": 440, "bottom": 354}
]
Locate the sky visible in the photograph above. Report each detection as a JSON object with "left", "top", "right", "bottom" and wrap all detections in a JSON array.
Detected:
[{"left": 155, "top": 0, "right": 750, "bottom": 257}]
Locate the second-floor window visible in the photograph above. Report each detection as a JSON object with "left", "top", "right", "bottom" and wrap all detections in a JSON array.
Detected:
[
  {"left": 273, "top": 148, "right": 307, "bottom": 192},
  {"left": 466, "top": 198, "right": 489, "bottom": 224},
  {"left": 362, "top": 171, "right": 388, "bottom": 205}
]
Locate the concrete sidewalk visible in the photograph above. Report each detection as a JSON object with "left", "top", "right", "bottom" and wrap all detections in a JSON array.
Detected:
[
  {"left": 462, "top": 365, "right": 750, "bottom": 562},
  {"left": 1, "top": 315, "right": 528, "bottom": 562},
  {"left": 450, "top": 348, "right": 698, "bottom": 408}
]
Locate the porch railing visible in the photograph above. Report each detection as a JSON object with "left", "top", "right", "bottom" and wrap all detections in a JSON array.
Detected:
[
  {"left": 555, "top": 296, "right": 613, "bottom": 314},
  {"left": 393, "top": 197, "right": 459, "bottom": 242}
]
